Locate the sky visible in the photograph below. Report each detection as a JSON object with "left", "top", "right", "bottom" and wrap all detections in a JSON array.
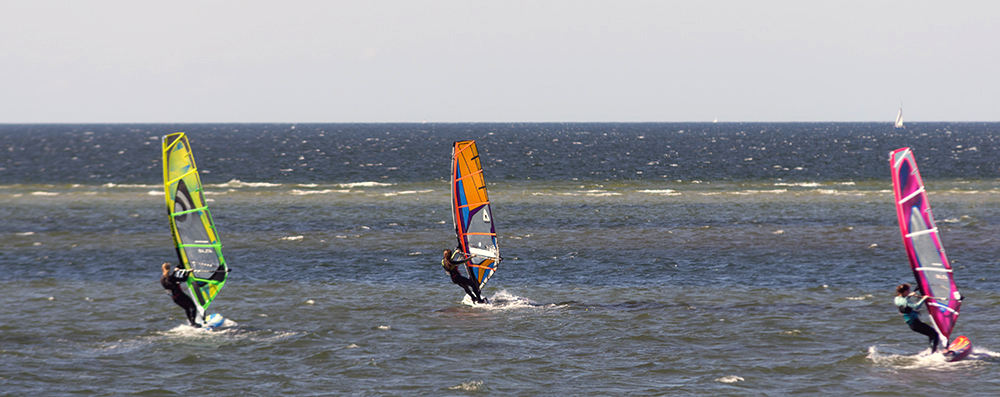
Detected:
[{"left": 1, "top": 1, "right": 998, "bottom": 123}]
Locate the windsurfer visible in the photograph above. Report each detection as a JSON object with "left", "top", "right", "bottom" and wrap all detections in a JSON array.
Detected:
[
  {"left": 161, "top": 262, "right": 201, "bottom": 327},
  {"left": 442, "top": 249, "right": 487, "bottom": 304},
  {"left": 894, "top": 283, "right": 939, "bottom": 353}
]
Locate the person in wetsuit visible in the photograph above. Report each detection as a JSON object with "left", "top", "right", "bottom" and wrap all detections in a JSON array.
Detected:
[
  {"left": 161, "top": 262, "right": 201, "bottom": 327},
  {"left": 442, "top": 249, "right": 487, "bottom": 304},
  {"left": 894, "top": 283, "right": 939, "bottom": 353}
]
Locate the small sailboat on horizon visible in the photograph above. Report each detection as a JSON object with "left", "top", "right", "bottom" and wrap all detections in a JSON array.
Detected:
[{"left": 894, "top": 104, "right": 905, "bottom": 129}]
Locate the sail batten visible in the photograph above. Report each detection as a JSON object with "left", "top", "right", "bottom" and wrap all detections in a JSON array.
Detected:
[
  {"left": 905, "top": 228, "right": 937, "bottom": 238},
  {"left": 163, "top": 132, "right": 228, "bottom": 319},
  {"left": 889, "top": 147, "right": 961, "bottom": 344},
  {"left": 451, "top": 140, "right": 501, "bottom": 290}
]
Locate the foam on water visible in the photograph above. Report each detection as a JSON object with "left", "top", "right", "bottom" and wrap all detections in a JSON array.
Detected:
[
  {"left": 730, "top": 189, "right": 787, "bottom": 195},
  {"left": 716, "top": 375, "right": 744, "bottom": 383},
  {"left": 867, "top": 345, "right": 995, "bottom": 370},
  {"left": 102, "top": 183, "right": 158, "bottom": 188},
  {"left": 382, "top": 189, "right": 434, "bottom": 196},
  {"left": 637, "top": 189, "right": 680, "bottom": 195},
  {"left": 462, "top": 290, "right": 561, "bottom": 311},
  {"left": 448, "top": 380, "right": 486, "bottom": 391},
  {"left": 337, "top": 181, "right": 394, "bottom": 188},
  {"left": 289, "top": 189, "right": 349, "bottom": 195},
  {"left": 210, "top": 179, "right": 282, "bottom": 188}
]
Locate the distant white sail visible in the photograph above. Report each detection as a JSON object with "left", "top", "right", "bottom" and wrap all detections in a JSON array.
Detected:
[{"left": 894, "top": 105, "right": 904, "bottom": 128}]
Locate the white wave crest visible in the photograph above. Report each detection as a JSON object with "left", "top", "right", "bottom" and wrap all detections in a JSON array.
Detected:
[
  {"left": 289, "top": 189, "right": 349, "bottom": 195},
  {"left": 212, "top": 179, "right": 281, "bottom": 188},
  {"left": 730, "top": 189, "right": 787, "bottom": 195},
  {"left": 383, "top": 189, "right": 434, "bottom": 197},
  {"left": 30, "top": 191, "right": 59, "bottom": 196},
  {"left": 102, "top": 183, "right": 158, "bottom": 188},
  {"left": 337, "top": 181, "right": 394, "bottom": 188},
  {"left": 279, "top": 236, "right": 304, "bottom": 241},
  {"left": 716, "top": 375, "right": 744, "bottom": 384},
  {"left": 147, "top": 191, "right": 164, "bottom": 196},
  {"left": 774, "top": 182, "right": 821, "bottom": 187},
  {"left": 638, "top": 189, "right": 680, "bottom": 196}
]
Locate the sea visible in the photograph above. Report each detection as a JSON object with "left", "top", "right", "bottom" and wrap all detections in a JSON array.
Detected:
[{"left": 2, "top": 122, "right": 1000, "bottom": 396}]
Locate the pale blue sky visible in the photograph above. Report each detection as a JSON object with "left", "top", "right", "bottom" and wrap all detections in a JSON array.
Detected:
[{"left": 1, "top": 1, "right": 997, "bottom": 123}]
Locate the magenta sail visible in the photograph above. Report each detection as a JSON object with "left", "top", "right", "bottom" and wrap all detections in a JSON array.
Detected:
[{"left": 889, "top": 148, "right": 962, "bottom": 343}]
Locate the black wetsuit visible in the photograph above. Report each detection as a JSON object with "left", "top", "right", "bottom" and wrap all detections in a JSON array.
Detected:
[
  {"left": 443, "top": 252, "right": 485, "bottom": 303},
  {"left": 161, "top": 268, "right": 200, "bottom": 326}
]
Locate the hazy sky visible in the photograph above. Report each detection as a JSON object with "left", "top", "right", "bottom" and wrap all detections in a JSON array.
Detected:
[{"left": 2, "top": 1, "right": 997, "bottom": 123}]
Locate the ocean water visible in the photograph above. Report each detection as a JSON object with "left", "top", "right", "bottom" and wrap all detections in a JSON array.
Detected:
[{"left": 2, "top": 122, "right": 1000, "bottom": 395}]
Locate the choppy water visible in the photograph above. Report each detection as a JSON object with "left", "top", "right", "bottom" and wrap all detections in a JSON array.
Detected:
[{"left": 3, "top": 123, "right": 1000, "bottom": 395}]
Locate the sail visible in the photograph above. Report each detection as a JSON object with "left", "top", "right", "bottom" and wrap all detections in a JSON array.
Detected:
[
  {"left": 889, "top": 147, "right": 961, "bottom": 342},
  {"left": 894, "top": 106, "right": 904, "bottom": 128},
  {"left": 162, "top": 132, "right": 228, "bottom": 319},
  {"left": 451, "top": 140, "right": 501, "bottom": 289}
]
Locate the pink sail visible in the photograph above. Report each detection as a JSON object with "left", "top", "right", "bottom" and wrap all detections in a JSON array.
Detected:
[{"left": 889, "top": 148, "right": 962, "bottom": 342}]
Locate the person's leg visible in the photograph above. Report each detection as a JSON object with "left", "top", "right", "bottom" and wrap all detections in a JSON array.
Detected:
[
  {"left": 175, "top": 295, "right": 200, "bottom": 327},
  {"left": 460, "top": 285, "right": 477, "bottom": 300},
  {"left": 461, "top": 266, "right": 485, "bottom": 302},
  {"left": 909, "top": 321, "right": 940, "bottom": 352},
  {"left": 463, "top": 278, "right": 485, "bottom": 302},
  {"left": 454, "top": 275, "right": 484, "bottom": 303}
]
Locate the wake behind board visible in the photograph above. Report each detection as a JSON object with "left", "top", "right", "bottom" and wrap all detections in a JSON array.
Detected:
[
  {"left": 461, "top": 295, "right": 491, "bottom": 306},
  {"left": 944, "top": 335, "right": 972, "bottom": 362},
  {"left": 203, "top": 313, "right": 225, "bottom": 330}
]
